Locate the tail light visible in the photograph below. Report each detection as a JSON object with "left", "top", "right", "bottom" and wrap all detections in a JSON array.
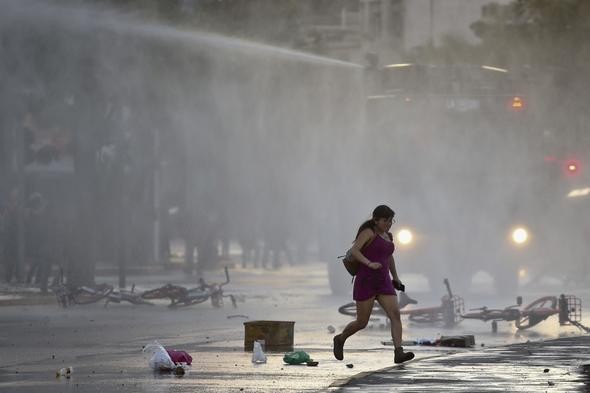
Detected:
[
  {"left": 564, "top": 159, "right": 581, "bottom": 177},
  {"left": 508, "top": 96, "right": 525, "bottom": 111}
]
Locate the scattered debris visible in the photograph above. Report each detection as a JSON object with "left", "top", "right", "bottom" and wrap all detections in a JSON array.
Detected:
[
  {"left": 173, "top": 366, "right": 185, "bottom": 376},
  {"left": 548, "top": 381, "right": 555, "bottom": 386},
  {"left": 544, "top": 368, "right": 550, "bottom": 373},
  {"left": 346, "top": 364, "right": 354, "bottom": 369},
  {"left": 56, "top": 367, "right": 72, "bottom": 379},
  {"left": 244, "top": 320, "right": 295, "bottom": 352},
  {"left": 439, "top": 335, "right": 475, "bottom": 348},
  {"left": 283, "top": 351, "right": 311, "bottom": 365},
  {"left": 306, "top": 361, "right": 319, "bottom": 367},
  {"left": 415, "top": 338, "right": 438, "bottom": 346},
  {"left": 251, "top": 341, "right": 267, "bottom": 364},
  {"left": 167, "top": 349, "right": 192, "bottom": 365},
  {"left": 143, "top": 341, "right": 191, "bottom": 373},
  {"left": 327, "top": 325, "right": 336, "bottom": 334},
  {"left": 392, "top": 335, "right": 475, "bottom": 348}
]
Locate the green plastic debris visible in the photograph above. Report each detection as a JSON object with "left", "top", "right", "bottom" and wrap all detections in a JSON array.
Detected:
[{"left": 283, "top": 351, "right": 311, "bottom": 365}]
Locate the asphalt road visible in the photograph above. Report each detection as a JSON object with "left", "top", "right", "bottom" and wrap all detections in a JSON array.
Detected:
[{"left": 0, "top": 265, "right": 588, "bottom": 392}]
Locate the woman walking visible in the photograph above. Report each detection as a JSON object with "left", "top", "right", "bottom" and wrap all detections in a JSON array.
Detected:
[{"left": 333, "top": 205, "right": 414, "bottom": 364}]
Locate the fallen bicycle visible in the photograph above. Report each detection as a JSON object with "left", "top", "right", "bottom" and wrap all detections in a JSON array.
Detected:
[
  {"left": 338, "top": 279, "right": 464, "bottom": 328},
  {"left": 141, "top": 266, "right": 236, "bottom": 309},
  {"left": 52, "top": 267, "right": 236, "bottom": 309},
  {"left": 462, "top": 294, "right": 588, "bottom": 333}
]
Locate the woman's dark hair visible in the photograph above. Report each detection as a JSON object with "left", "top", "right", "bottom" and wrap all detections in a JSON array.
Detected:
[{"left": 355, "top": 205, "right": 395, "bottom": 240}]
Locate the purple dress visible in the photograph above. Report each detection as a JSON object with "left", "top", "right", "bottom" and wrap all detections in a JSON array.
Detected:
[{"left": 353, "top": 234, "right": 396, "bottom": 301}]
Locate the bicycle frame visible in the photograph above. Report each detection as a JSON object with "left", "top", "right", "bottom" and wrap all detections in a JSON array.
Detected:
[
  {"left": 140, "top": 266, "right": 236, "bottom": 309},
  {"left": 104, "top": 285, "right": 154, "bottom": 307},
  {"left": 53, "top": 283, "right": 114, "bottom": 308},
  {"left": 337, "top": 291, "right": 418, "bottom": 318},
  {"left": 399, "top": 279, "right": 464, "bottom": 327},
  {"left": 515, "top": 296, "right": 559, "bottom": 330},
  {"left": 462, "top": 298, "right": 522, "bottom": 332},
  {"left": 463, "top": 294, "right": 584, "bottom": 332}
]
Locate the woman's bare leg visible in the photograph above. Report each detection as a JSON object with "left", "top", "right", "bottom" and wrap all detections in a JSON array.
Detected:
[
  {"left": 377, "top": 294, "right": 414, "bottom": 363},
  {"left": 340, "top": 298, "right": 375, "bottom": 340},
  {"left": 333, "top": 298, "right": 375, "bottom": 360},
  {"left": 376, "top": 295, "right": 402, "bottom": 347}
]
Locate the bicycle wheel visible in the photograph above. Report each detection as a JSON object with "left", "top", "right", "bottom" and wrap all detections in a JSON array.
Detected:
[
  {"left": 170, "top": 294, "right": 210, "bottom": 309},
  {"left": 516, "top": 296, "right": 558, "bottom": 330},
  {"left": 461, "top": 311, "right": 489, "bottom": 321},
  {"left": 338, "top": 302, "right": 357, "bottom": 317},
  {"left": 72, "top": 284, "right": 113, "bottom": 305},
  {"left": 119, "top": 292, "right": 155, "bottom": 306},
  {"left": 141, "top": 284, "right": 187, "bottom": 300},
  {"left": 337, "top": 302, "right": 386, "bottom": 317}
]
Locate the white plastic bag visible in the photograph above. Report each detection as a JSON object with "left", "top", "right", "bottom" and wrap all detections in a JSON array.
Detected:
[
  {"left": 251, "top": 341, "right": 267, "bottom": 364},
  {"left": 143, "top": 341, "right": 176, "bottom": 371}
]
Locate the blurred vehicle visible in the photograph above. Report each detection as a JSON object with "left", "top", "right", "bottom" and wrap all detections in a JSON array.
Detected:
[{"left": 370, "top": 63, "right": 530, "bottom": 121}]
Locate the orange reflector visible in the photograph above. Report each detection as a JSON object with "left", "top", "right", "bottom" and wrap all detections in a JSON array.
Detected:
[{"left": 510, "top": 96, "right": 525, "bottom": 111}]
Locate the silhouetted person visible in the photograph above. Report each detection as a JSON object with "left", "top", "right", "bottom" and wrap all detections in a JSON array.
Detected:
[
  {"left": 238, "top": 229, "right": 261, "bottom": 268},
  {"left": 2, "top": 189, "right": 19, "bottom": 283},
  {"left": 262, "top": 226, "right": 293, "bottom": 270},
  {"left": 25, "top": 192, "right": 51, "bottom": 293}
]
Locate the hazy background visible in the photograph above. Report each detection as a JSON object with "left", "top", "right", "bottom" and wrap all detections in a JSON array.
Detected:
[{"left": 1, "top": 0, "right": 589, "bottom": 297}]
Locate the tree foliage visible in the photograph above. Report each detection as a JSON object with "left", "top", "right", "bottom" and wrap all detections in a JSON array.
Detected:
[{"left": 471, "top": 0, "right": 590, "bottom": 70}]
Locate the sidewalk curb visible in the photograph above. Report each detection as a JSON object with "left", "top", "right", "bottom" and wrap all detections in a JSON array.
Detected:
[
  {"left": 0, "top": 294, "right": 56, "bottom": 307},
  {"left": 327, "top": 353, "right": 452, "bottom": 389},
  {"left": 326, "top": 336, "right": 590, "bottom": 391}
]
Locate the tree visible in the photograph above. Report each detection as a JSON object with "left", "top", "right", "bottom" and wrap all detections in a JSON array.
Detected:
[
  {"left": 470, "top": 0, "right": 590, "bottom": 130},
  {"left": 471, "top": 0, "right": 590, "bottom": 70}
]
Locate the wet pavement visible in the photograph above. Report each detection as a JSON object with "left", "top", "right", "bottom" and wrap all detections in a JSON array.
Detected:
[
  {"left": 334, "top": 335, "right": 590, "bottom": 392},
  {"left": 0, "top": 264, "right": 589, "bottom": 392}
]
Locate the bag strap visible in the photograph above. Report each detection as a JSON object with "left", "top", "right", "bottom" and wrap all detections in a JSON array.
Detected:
[{"left": 360, "top": 229, "right": 377, "bottom": 251}]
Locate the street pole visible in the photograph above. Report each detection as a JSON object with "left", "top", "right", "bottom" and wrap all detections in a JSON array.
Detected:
[
  {"left": 152, "top": 128, "right": 161, "bottom": 265},
  {"left": 429, "top": 0, "right": 434, "bottom": 48},
  {"left": 15, "top": 121, "right": 25, "bottom": 282}
]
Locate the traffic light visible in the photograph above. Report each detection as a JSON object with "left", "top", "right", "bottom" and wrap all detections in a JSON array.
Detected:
[
  {"left": 508, "top": 96, "right": 525, "bottom": 112},
  {"left": 563, "top": 159, "right": 581, "bottom": 177}
]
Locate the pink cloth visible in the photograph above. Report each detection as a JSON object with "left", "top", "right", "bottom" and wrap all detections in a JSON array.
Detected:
[
  {"left": 353, "top": 235, "right": 396, "bottom": 301},
  {"left": 166, "top": 349, "right": 192, "bottom": 365}
]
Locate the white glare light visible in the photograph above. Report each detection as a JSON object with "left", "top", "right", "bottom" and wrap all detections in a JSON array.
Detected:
[
  {"left": 567, "top": 187, "right": 590, "bottom": 198},
  {"left": 397, "top": 229, "right": 413, "bottom": 245},
  {"left": 511, "top": 227, "right": 529, "bottom": 245}
]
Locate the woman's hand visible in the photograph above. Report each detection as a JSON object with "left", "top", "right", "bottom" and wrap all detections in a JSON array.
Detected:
[
  {"left": 367, "top": 262, "right": 382, "bottom": 270},
  {"left": 392, "top": 279, "right": 405, "bottom": 292}
]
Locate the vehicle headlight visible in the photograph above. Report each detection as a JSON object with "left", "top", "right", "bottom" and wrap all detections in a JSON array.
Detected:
[
  {"left": 396, "top": 228, "right": 414, "bottom": 245},
  {"left": 511, "top": 227, "right": 529, "bottom": 245}
]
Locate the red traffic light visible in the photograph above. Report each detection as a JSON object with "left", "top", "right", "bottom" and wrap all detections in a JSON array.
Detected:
[{"left": 564, "top": 160, "right": 581, "bottom": 176}]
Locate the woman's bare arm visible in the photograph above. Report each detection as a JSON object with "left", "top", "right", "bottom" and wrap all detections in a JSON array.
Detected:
[
  {"left": 350, "top": 229, "right": 381, "bottom": 270},
  {"left": 388, "top": 254, "right": 400, "bottom": 282}
]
